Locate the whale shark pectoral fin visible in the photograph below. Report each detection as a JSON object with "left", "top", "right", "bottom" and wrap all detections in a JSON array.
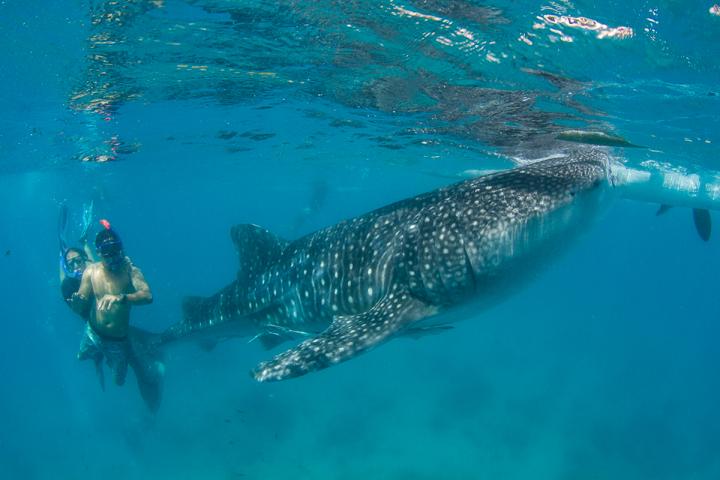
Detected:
[
  {"left": 692, "top": 208, "right": 711, "bottom": 241},
  {"left": 252, "top": 290, "right": 435, "bottom": 382}
]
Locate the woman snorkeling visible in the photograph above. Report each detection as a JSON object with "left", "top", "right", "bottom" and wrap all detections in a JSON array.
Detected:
[{"left": 58, "top": 201, "right": 96, "bottom": 306}]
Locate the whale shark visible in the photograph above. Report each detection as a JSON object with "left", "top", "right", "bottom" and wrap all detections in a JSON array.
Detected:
[{"left": 162, "top": 148, "right": 718, "bottom": 382}]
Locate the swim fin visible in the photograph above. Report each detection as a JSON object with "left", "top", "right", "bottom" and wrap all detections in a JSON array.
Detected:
[
  {"left": 128, "top": 327, "right": 165, "bottom": 413},
  {"left": 94, "top": 355, "right": 106, "bottom": 392},
  {"left": 79, "top": 200, "right": 94, "bottom": 243},
  {"left": 58, "top": 203, "right": 69, "bottom": 252}
]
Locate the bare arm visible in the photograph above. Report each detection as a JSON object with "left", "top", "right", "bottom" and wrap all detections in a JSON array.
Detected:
[
  {"left": 70, "top": 264, "right": 94, "bottom": 317},
  {"left": 83, "top": 242, "right": 97, "bottom": 262},
  {"left": 126, "top": 265, "right": 153, "bottom": 305}
]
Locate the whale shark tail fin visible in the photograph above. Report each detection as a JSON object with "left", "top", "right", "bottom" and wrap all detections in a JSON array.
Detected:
[{"left": 231, "top": 224, "right": 288, "bottom": 288}]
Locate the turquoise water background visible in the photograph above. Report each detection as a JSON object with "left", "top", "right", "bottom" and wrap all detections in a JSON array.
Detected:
[{"left": 1, "top": 1, "right": 719, "bottom": 478}]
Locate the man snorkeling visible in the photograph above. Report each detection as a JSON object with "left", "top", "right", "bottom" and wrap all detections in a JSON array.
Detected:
[
  {"left": 69, "top": 219, "right": 165, "bottom": 413},
  {"left": 72, "top": 221, "right": 154, "bottom": 329}
]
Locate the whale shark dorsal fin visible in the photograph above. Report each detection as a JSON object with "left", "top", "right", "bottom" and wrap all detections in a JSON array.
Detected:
[
  {"left": 230, "top": 224, "right": 288, "bottom": 286},
  {"left": 252, "top": 288, "right": 437, "bottom": 382}
]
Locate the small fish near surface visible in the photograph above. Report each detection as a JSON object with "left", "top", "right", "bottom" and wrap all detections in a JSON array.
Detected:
[
  {"left": 162, "top": 148, "right": 720, "bottom": 382},
  {"left": 557, "top": 129, "right": 645, "bottom": 148}
]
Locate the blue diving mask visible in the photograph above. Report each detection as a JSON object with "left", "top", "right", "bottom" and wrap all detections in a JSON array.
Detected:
[
  {"left": 98, "top": 240, "right": 125, "bottom": 270},
  {"left": 61, "top": 250, "right": 88, "bottom": 279}
]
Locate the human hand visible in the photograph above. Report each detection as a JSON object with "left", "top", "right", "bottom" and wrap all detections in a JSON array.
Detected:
[
  {"left": 69, "top": 292, "right": 90, "bottom": 315},
  {"left": 69, "top": 292, "right": 81, "bottom": 305},
  {"left": 97, "top": 294, "right": 125, "bottom": 312}
]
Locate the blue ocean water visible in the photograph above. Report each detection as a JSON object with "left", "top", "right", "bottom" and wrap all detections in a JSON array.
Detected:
[{"left": 1, "top": 1, "right": 719, "bottom": 478}]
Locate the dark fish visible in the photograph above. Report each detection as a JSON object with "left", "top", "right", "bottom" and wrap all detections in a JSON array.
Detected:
[
  {"left": 249, "top": 133, "right": 275, "bottom": 141},
  {"left": 114, "top": 142, "right": 141, "bottom": 155},
  {"left": 240, "top": 131, "right": 275, "bottom": 141},
  {"left": 217, "top": 130, "right": 238, "bottom": 140},
  {"left": 378, "top": 143, "right": 403, "bottom": 150},
  {"left": 225, "top": 146, "right": 252, "bottom": 154},
  {"left": 329, "top": 119, "right": 365, "bottom": 129}
]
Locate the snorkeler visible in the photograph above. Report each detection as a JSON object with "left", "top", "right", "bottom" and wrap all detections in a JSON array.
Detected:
[
  {"left": 69, "top": 220, "right": 165, "bottom": 412},
  {"left": 58, "top": 201, "right": 96, "bottom": 304},
  {"left": 58, "top": 202, "right": 111, "bottom": 387}
]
